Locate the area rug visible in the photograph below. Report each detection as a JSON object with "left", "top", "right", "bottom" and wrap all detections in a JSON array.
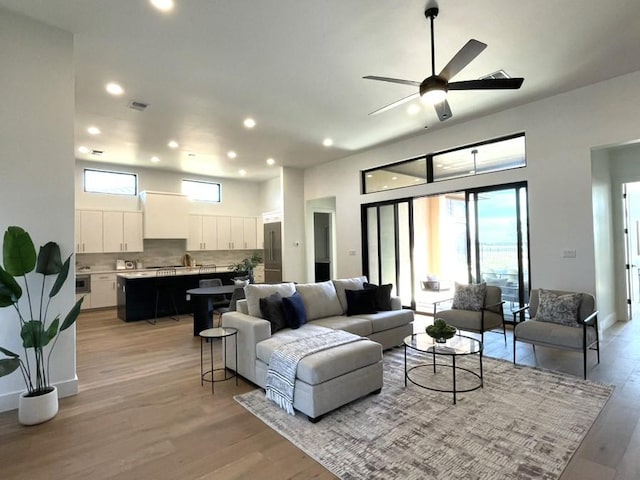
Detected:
[{"left": 234, "top": 348, "right": 613, "bottom": 480}]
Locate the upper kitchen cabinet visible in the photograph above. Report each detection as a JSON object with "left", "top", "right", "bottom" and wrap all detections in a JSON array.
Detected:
[
  {"left": 187, "top": 214, "right": 218, "bottom": 251},
  {"left": 242, "top": 217, "right": 258, "bottom": 250},
  {"left": 218, "top": 216, "right": 257, "bottom": 250},
  {"left": 76, "top": 209, "right": 103, "bottom": 253},
  {"left": 140, "top": 191, "right": 189, "bottom": 239},
  {"left": 103, "top": 211, "right": 143, "bottom": 253}
]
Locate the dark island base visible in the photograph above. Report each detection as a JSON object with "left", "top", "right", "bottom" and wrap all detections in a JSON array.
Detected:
[{"left": 117, "top": 271, "right": 241, "bottom": 323}]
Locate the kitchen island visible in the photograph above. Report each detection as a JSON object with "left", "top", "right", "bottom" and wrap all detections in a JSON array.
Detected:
[{"left": 116, "top": 268, "right": 241, "bottom": 323}]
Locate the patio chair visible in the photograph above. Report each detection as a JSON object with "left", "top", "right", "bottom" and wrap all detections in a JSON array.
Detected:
[{"left": 513, "top": 288, "right": 600, "bottom": 379}]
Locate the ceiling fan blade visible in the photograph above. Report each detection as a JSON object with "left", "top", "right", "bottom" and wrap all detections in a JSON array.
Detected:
[
  {"left": 448, "top": 78, "right": 524, "bottom": 90},
  {"left": 368, "top": 92, "right": 420, "bottom": 116},
  {"left": 438, "top": 39, "right": 487, "bottom": 81},
  {"left": 363, "top": 76, "right": 421, "bottom": 87},
  {"left": 433, "top": 99, "right": 453, "bottom": 122}
]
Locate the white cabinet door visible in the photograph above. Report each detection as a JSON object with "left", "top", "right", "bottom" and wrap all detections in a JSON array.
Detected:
[
  {"left": 201, "top": 215, "right": 218, "bottom": 250},
  {"left": 103, "top": 211, "right": 124, "bottom": 253},
  {"left": 77, "top": 210, "right": 103, "bottom": 253},
  {"left": 217, "top": 216, "right": 232, "bottom": 250},
  {"left": 230, "top": 217, "right": 244, "bottom": 250},
  {"left": 243, "top": 217, "right": 257, "bottom": 249},
  {"left": 90, "top": 273, "right": 117, "bottom": 308},
  {"left": 123, "top": 211, "right": 143, "bottom": 252},
  {"left": 77, "top": 293, "right": 91, "bottom": 310},
  {"left": 187, "top": 215, "right": 203, "bottom": 251},
  {"left": 141, "top": 191, "right": 189, "bottom": 239}
]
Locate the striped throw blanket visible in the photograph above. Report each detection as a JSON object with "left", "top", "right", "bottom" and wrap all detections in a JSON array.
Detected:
[{"left": 265, "top": 325, "right": 364, "bottom": 415}]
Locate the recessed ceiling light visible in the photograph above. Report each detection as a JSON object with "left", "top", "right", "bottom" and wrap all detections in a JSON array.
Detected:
[
  {"left": 383, "top": 185, "right": 388, "bottom": 189},
  {"left": 105, "top": 82, "right": 124, "bottom": 96},
  {"left": 243, "top": 118, "right": 256, "bottom": 129},
  {"left": 323, "top": 138, "right": 333, "bottom": 147},
  {"left": 366, "top": 174, "right": 373, "bottom": 178},
  {"left": 150, "top": 156, "right": 160, "bottom": 163},
  {"left": 415, "top": 178, "right": 422, "bottom": 182},
  {"left": 150, "top": 0, "right": 174, "bottom": 12},
  {"left": 266, "top": 158, "right": 275, "bottom": 166},
  {"left": 227, "top": 151, "right": 237, "bottom": 159},
  {"left": 87, "top": 126, "right": 101, "bottom": 135},
  {"left": 168, "top": 140, "right": 179, "bottom": 149},
  {"left": 407, "top": 104, "right": 421, "bottom": 115},
  {"left": 78, "top": 146, "right": 90, "bottom": 154},
  {"left": 239, "top": 169, "right": 247, "bottom": 176},
  {"left": 391, "top": 176, "right": 398, "bottom": 180}
]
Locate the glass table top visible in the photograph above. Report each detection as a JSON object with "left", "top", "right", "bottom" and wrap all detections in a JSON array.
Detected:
[{"left": 404, "top": 333, "right": 482, "bottom": 355}]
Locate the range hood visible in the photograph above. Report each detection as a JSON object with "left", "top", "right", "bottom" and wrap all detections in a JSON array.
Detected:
[{"left": 139, "top": 191, "right": 189, "bottom": 239}]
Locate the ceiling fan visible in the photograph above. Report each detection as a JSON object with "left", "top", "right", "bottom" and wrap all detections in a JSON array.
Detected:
[{"left": 364, "top": 5, "right": 524, "bottom": 121}]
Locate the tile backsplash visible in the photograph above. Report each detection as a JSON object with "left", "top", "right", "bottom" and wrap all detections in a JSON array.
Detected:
[{"left": 76, "top": 239, "right": 263, "bottom": 273}]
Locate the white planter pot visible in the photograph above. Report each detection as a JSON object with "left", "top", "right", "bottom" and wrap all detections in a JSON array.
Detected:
[{"left": 18, "top": 386, "right": 59, "bottom": 426}]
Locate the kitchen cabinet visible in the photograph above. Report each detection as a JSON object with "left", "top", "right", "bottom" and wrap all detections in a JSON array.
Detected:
[
  {"left": 217, "top": 216, "right": 258, "bottom": 250},
  {"left": 90, "top": 273, "right": 117, "bottom": 308},
  {"left": 140, "top": 191, "right": 189, "bottom": 239},
  {"left": 76, "top": 210, "right": 103, "bottom": 253},
  {"left": 77, "top": 293, "right": 91, "bottom": 310},
  {"left": 103, "top": 211, "right": 143, "bottom": 253},
  {"left": 187, "top": 215, "right": 218, "bottom": 251}
]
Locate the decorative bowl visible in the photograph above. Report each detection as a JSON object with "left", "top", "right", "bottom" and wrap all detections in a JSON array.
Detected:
[{"left": 425, "top": 318, "right": 457, "bottom": 343}]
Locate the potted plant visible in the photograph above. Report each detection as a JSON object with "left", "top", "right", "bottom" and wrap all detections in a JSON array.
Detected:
[
  {"left": 228, "top": 251, "right": 262, "bottom": 283},
  {"left": 0, "top": 226, "right": 83, "bottom": 425}
]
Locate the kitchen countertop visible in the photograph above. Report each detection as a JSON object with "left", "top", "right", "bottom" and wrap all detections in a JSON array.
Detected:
[{"left": 76, "top": 265, "right": 238, "bottom": 277}]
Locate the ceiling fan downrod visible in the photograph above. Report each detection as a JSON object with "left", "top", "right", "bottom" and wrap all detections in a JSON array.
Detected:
[{"left": 425, "top": 7, "right": 439, "bottom": 76}]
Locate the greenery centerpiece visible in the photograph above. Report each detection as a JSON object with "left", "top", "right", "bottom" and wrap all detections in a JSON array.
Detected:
[
  {"left": 0, "top": 226, "right": 83, "bottom": 413},
  {"left": 228, "top": 251, "right": 262, "bottom": 283},
  {"left": 425, "top": 318, "right": 457, "bottom": 343}
]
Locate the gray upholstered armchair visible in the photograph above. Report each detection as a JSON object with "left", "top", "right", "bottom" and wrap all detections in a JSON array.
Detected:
[
  {"left": 433, "top": 283, "right": 506, "bottom": 344},
  {"left": 513, "top": 288, "right": 600, "bottom": 379}
]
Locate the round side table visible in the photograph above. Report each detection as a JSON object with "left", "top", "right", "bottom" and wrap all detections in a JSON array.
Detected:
[{"left": 199, "top": 327, "right": 238, "bottom": 393}]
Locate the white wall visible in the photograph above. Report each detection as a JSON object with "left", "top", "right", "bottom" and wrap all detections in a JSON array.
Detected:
[
  {"left": 76, "top": 160, "right": 262, "bottom": 217},
  {"left": 304, "top": 71, "right": 640, "bottom": 327},
  {"left": 0, "top": 9, "right": 75, "bottom": 411},
  {"left": 282, "top": 167, "right": 306, "bottom": 282},
  {"left": 259, "top": 175, "right": 283, "bottom": 215}
]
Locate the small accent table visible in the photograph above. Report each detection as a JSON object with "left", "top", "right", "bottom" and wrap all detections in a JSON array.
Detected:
[
  {"left": 199, "top": 327, "right": 238, "bottom": 394},
  {"left": 403, "top": 333, "right": 483, "bottom": 404}
]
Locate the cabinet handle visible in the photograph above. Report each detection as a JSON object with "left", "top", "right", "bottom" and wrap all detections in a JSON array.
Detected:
[
  {"left": 120, "top": 243, "right": 123, "bottom": 251},
  {"left": 125, "top": 243, "right": 128, "bottom": 251},
  {"left": 83, "top": 243, "right": 85, "bottom": 252}
]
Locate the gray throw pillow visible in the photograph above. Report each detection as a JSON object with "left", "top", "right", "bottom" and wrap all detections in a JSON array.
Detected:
[
  {"left": 536, "top": 289, "right": 581, "bottom": 327},
  {"left": 451, "top": 282, "right": 486, "bottom": 311}
]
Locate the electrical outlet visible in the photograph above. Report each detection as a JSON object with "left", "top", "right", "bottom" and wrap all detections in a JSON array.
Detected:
[
  {"left": 348, "top": 250, "right": 357, "bottom": 256},
  {"left": 562, "top": 249, "right": 577, "bottom": 258}
]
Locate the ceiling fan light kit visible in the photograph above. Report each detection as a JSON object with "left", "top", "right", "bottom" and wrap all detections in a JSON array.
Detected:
[{"left": 364, "top": 3, "right": 524, "bottom": 121}]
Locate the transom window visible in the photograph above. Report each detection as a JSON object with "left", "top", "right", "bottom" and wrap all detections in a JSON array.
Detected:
[
  {"left": 181, "top": 179, "right": 221, "bottom": 202},
  {"left": 84, "top": 169, "right": 137, "bottom": 196}
]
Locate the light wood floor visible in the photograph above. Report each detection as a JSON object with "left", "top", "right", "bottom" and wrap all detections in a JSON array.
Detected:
[{"left": 0, "top": 309, "right": 639, "bottom": 479}]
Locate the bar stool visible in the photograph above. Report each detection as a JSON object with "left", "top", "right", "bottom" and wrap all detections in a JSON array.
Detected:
[{"left": 148, "top": 267, "right": 180, "bottom": 324}]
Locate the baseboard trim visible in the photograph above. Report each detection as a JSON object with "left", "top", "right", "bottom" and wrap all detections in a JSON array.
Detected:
[{"left": 0, "top": 377, "right": 78, "bottom": 413}]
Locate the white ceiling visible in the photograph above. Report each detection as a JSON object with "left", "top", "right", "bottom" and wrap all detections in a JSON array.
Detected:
[{"left": 2, "top": 0, "right": 640, "bottom": 181}]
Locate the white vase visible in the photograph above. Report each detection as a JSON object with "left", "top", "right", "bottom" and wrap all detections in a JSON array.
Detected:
[{"left": 18, "top": 386, "right": 59, "bottom": 426}]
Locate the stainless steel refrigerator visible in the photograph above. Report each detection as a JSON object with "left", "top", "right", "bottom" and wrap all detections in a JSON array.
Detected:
[{"left": 263, "top": 222, "right": 282, "bottom": 283}]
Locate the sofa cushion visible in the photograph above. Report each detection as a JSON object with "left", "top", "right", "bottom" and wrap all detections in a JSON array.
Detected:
[
  {"left": 312, "top": 315, "right": 374, "bottom": 337},
  {"left": 345, "top": 288, "right": 378, "bottom": 316},
  {"left": 245, "top": 282, "right": 296, "bottom": 318},
  {"left": 259, "top": 292, "right": 286, "bottom": 334},
  {"left": 282, "top": 292, "right": 308, "bottom": 329},
  {"left": 354, "top": 309, "right": 414, "bottom": 334},
  {"left": 452, "top": 282, "right": 486, "bottom": 311},
  {"left": 295, "top": 280, "right": 344, "bottom": 321},
  {"left": 363, "top": 282, "right": 393, "bottom": 311},
  {"left": 332, "top": 276, "right": 368, "bottom": 313},
  {"left": 536, "top": 289, "right": 581, "bottom": 327}
]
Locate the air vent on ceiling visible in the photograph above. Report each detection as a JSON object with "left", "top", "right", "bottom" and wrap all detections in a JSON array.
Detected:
[
  {"left": 128, "top": 100, "right": 149, "bottom": 111},
  {"left": 90, "top": 149, "right": 104, "bottom": 156},
  {"left": 480, "top": 69, "right": 510, "bottom": 80}
]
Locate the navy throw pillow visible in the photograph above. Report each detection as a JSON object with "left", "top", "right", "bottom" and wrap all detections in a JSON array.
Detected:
[
  {"left": 345, "top": 288, "right": 378, "bottom": 316},
  {"left": 259, "top": 292, "right": 286, "bottom": 334},
  {"left": 282, "top": 291, "right": 307, "bottom": 329},
  {"left": 364, "top": 282, "right": 393, "bottom": 311}
]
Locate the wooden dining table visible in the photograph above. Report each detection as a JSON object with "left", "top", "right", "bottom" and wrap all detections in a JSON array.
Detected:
[{"left": 186, "top": 285, "right": 237, "bottom": 336}]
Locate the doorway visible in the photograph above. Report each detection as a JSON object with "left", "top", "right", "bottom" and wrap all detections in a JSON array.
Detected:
[
  {"left": 313, "top": 212, "right": 333, "bottom": 282},
  {"left": 623, "top": 182, "right": 640, "bottom": 319}
]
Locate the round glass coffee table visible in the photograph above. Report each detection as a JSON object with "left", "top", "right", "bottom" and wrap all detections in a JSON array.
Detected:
[{"left": 403, "top": 333, "right": 483, "bottom": 404}]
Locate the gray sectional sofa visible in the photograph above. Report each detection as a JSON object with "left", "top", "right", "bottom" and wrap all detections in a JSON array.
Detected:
[{"left": 221, "top": 277, "right": 414, "bottom": 420}]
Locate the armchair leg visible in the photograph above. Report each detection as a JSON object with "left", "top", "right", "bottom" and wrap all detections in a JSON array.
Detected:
[
  {"left": 502, "top": 322, "right": 507, "bottom": 346},
  {"left": 513, "top": 339, "right": 516, "bottom": 365},
  {"left": 583, "top": 347, "right": 587, "bottom": 380}
]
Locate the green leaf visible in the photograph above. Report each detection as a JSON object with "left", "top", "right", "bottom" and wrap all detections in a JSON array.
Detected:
[
  {"left": 3, "top": 226, "right": 36, "bottom": 277},
  {"left": 45, "top": 317, "right": 60, "bottom": 343},
  {"left": 21, "top": 321, "right": 45, "bottom": 349},
  {"left": 0, "top": 266, "right": 22, "bottom": 307},
  {"left": 49, "top": 255, "right": 71, "bottom": 298},
  {"left": 0, "top": 346, "right": 19, "bottom": 358},
  {"left": 60, "top": 298, "right": 83, "bottom": 331},
  {"left": 36, "top": 241, "right": 62, "bottom": 275},
  {"left": 0, "top": 358, "right": 21, "bottom": 377}
]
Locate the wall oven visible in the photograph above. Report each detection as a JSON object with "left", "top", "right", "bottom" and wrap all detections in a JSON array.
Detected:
[{"left": 76, "top": 274, "right": 91, "bottom": 294}]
